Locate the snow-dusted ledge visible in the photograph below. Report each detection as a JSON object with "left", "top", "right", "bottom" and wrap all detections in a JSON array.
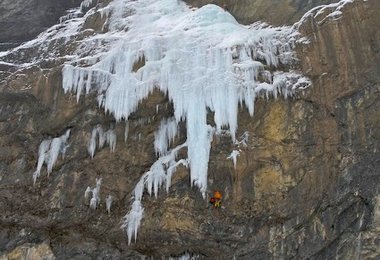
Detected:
[{"left": 294, "top": 0, "right": 364, "bottom": 28}]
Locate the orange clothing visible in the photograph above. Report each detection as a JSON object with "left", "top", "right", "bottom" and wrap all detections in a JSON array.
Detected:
[
  {"left": 214, "top": 191, "right": 222, "bottom": 200},
  {"left": 210, "top": 191, "right": 222, "bottom": 208}
]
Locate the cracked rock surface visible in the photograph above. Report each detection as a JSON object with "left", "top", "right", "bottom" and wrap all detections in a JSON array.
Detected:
[{"left": 0, "top": 0, "right": 379, "bottom": 259}]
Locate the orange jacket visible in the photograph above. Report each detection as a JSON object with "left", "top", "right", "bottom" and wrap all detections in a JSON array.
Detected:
[{"left": 214, "top": 191, "right": 222, "bottom": 200}]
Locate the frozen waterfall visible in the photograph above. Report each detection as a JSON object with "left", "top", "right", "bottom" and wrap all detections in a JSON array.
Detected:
[{"left": 60, "top": 0, "right": 310, "bottom": 243}]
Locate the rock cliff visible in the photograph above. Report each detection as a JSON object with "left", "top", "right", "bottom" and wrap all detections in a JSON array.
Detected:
[
  {"left": 0, "top": 0, "right": 379, "bottom": 259},
  {"left": 185, "top": 0, "right": 343, "bottom": 25},
  {"left": 0, "top": 0, "right": 82, "bottom": 51}
]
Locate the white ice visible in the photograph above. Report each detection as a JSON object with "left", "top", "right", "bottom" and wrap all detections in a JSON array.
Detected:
[
  {"left": 63, "top": 0, "right": 309, "bottom": 202},
  {"left": 227, "top": 150, "right": 240, "bottom": 169},
  {"left": 60, "top": 0, "right": 312, "bottom": 243},
  {"left": 295, "top": 0, "right": 357, "bottom": 27},
  {"left": 1, "top": 0, "right": 314, "bottom": 243},
  {"left": 88, "top": 125, "right": 117, "bottom": 158},
  {"left": 123, "top": 142, "right": 188, "bottom": 243},
  {"left": 85, "top": 186, "right": 92, "bottom": 200},
  {"left": 154, "top": 118, "right": 178, "bottom": 156},
  {"left": 121, "top": 200, "right": 144, "bottom": 245},
  {"left": 89, "top": 177, "right": 102, "bottom": 209},
  {"left": 33, "top": 130, "right": 71, "bottom": 184},
  {"left": 106, "top": 195, "right": 113, "bottom": 214}
]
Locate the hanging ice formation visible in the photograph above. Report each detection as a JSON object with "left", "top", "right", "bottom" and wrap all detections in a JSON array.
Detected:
[
  {"left": 154, "top": 118, "right": 178, "bottom": 156},
  {"left": 84, "top": 178, "right": 102, "bottom": 209},
  {"left": 33, "top": 130, "right": 71, "bottom": 184},
  {"left": 88, "top": 125, "right": 117, "bottom": 158},
  {"left": 81, "top": 0, "right": 96, "bottom": 9},
  {"left": 122, "top": 141, "right": 188, "bottom": 244},
  {"left": 227, "top": 150, "right": 240, "bottom": 169},
  {"left": 106, "top": 195, "right": 113, "bottom": 214},
  {"left": 59, "top": 0, "right": 311, "bottom": 243}
]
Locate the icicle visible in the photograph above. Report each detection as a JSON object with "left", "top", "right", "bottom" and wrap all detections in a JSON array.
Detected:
[
  {"left": 87, "top": 178, "right": 102, "bottom": 210},
  {"left": 122, "top": 200, "right": 144, "bottom": 245},
  {"left": 154, "top": 118, "right": 178, "bottom": 156},
  {"left": 88, "top": 128, "right": 98, "bottom": 158},
  {"left": 97, "top": 125, "right": 105, "bottom": 148},
  {"left": 33, "top": 139, "right": 52, "bottom": 184},
  {"left": 88, "top": 125, "right": 117, "bottom": 157},
  {"left": 80, "top": 0, "right": 95, "bottom": 10},
  {"left": 33, "top": 130, "right": 70, "bottom": 183},
  {"left": 47, "top": 137, "right": 63, "bottom": 175},
  {"left": 166, "top": 159, "right": 188, "bottom": 192},
  {"left": 105, "top": 129, "right": 117, "bottom": 152},
  {"left": 58, "top": 0, "right": 312, "bottom": 243},
  {"left": 32, "top": 172, "right": 39, "bottom": 186},
  {"left": 90, "top": 197, "right": 97, "bottom": 209},
  {"left": 227, "top": 150, "right": 240, "bottom": 169},
  {"left": 96, "top": 177, "right": 102, "bottom": 188},
  {"left": 84, "top": 186, "right": 92, "bottom": 200},
  {"left": 106, "top": 195, "right": 113, "bottom": 214},
  {"left": 63, "top": 0, "right": 310, "bottom": 201},
  {"left": 122, "top": 142, "right": 187, "bottom": 244}
]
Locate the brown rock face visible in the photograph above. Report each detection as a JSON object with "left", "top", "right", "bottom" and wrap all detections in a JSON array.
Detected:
[
  {"left": 0, "top": 0, "right": 379, "bottom": 259},
  {"left": 184, "top": 0, "right": 340, "bottom": 25},
  {"left": 0, "top": 242, "right": 55, "bottom": 260}
]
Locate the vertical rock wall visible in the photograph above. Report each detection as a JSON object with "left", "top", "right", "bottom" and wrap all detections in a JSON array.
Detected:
[{"left": 0, "top": 0, "right": 379, "bottom": 258}]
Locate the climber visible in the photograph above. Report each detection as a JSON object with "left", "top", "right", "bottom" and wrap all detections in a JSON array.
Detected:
[{"left": 209, "top": 191, "right": 222, "bottom": 208}]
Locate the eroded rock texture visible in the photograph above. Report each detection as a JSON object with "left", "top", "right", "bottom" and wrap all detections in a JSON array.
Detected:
[{"left": 0, "top": 0, "right": 379, "bottom": 259}]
